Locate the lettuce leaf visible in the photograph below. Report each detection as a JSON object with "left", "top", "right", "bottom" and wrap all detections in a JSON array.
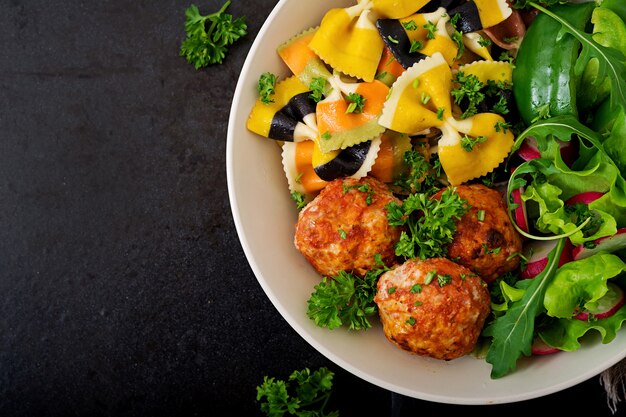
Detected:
[
  {"left": 507, "top": 116, "right": 626, "bottom": 243},
  {"left": 544, "top": 253, "right": 626, "bottom": 318},
  {"left": 540, "top": 303, "right": 626, "bottom": 351}
]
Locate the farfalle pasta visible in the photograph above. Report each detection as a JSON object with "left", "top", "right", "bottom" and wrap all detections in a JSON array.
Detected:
[
  {"left": 378, "top": 52, "right": 452, "bottom": 134},
  {"left": 277, "top": 28, "right": 333, "bottom": 89},
  {"left": 248, "top": 0, "right": 519, "bottom": 195},
  {"left": 309, "top": 0, "right": 384, "bottom": 82},
  {"left": 247, "top": 76, "right": 318, "bottom": 142},
  {"left": 379, "top": 52, "right": 514, "bottom": 184},
  {"left": 316, "top": 75, "right": 388, "bottom": 153}
]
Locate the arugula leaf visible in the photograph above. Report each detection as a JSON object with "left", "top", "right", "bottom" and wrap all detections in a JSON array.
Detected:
[
  {"left": 386, "top": 188, "right": 468, "bottom": 260},
  {"left": 306, "top": 255, "right": 388, "bottom": 330},
  {"left": 180, "top": 1, "right": 247, "bottom": 69},
  {"left": 257, "top": 367, "right": 338, "bottom": 417},
  {"left": 530, "top": 2, "right": 626, "bottom": 113},
  {"left": 483, "top": 238, "right": 566, "bottom": 378}
]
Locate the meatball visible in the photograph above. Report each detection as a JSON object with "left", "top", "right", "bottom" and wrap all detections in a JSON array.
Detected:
[
  {"left": 375, "top": 257, "right": 491, "bottom": 360},
  {"left": 432, "top": 183, "right": 523, "bottom": 284},
  {"left": 294, "top": 176, "right": 402, "bottom": 277}
]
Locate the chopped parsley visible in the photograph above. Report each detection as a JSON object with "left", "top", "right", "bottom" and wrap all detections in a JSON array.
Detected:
[
  {"left": 437, "top": 274, "right": 452, "bottom": 287},
  {"left": 494, "top": 120, "right": 512, "bottom": 133},
  {"left": 338, "top": 229, "right": 347, "bottom": 239},
  {"left": 451, "top": 71, "right": 485, "bottom": 119},
  {"left": 424, "top": 270, "right": 436, "bottom": 285},
  {"left": 321, "top": 131, "right": 332, "bottom": 141},
  {"left": 343, "top": 183, "right": 374, "bottom": 205},
  {"left": 478, "top": 36, "right": 492, "bottom": 47},
  {"left": 410, "top": 284, "right": 422, "bottom": 293},
  {"left": 392, "top": 150, "right": 440, "bottom": 196},
  {"left": 409, "top": 40, "right": 423, "bottom": 53},
  {"left": 290, "top": 191, "right": 307, "bottom": 210},
  {"left": 482, "top": 244, "right": 501, "bottom": 255},
  {"left": 345, "top": 92, "right": 366, "bottom": 114},
  {"left": 402, "top": 20, "right": 418, "bottom": 30},
  {"left": 423, "top": 21, "right": 437, "bottom": 39},
  {"left": 257, "top": 72, "right": 277, "bottom": 104},
  {"left": 405, "top": 317, "right": 416, "bottom": 325},
  {"left": 308, "top": 77, "right": 327, "bottom": 103},
  {"left": 460, "top": 134, "right": 488, "bottom": 152}
]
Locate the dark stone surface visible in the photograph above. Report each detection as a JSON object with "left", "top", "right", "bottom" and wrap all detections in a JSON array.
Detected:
[{"left": 0, "top": 0, "right": 620, "bottom": 415}]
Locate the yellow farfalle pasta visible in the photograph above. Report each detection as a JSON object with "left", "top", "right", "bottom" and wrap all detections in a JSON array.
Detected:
[
  {"left": 371, "top": 0, "right": 431, "bottom": 19},
  {"left": 438, "top": 113, "right": 514, "bottom": 185},
  {"left": 457, "top": 60, "right": 512, "bottom": 85},
  {"left": 247, "top": 76, "right": 318, "bottom": 142},
  {"left": 309, "top": 0, "right": 384, "bottom": 82},
  {"left": 378, "top": 52, "right": 452, "bottom": 135},
  {"left": 473, "top": 0, "right": 512, "bottom": 29}
]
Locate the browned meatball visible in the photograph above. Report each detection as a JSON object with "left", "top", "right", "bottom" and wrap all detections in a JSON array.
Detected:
[
  {"left": 375, "top": 257, "right": 491, "bottom": 360},
  {"left": 432, "top": 183, "right": 522, "bottom": 284},
  {"left": 294, "top": 176, "right": 402, "bottom": 277}
]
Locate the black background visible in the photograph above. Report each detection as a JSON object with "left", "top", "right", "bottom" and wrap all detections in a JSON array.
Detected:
[{"left": 0, "top": 0, "right": 621, "bottom": 415}]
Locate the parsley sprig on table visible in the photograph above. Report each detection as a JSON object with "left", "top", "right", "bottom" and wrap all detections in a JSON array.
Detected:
[
  {"left": 180, "top": 1, "right": 247, "bottom": 68},
  {"left": 386, "top": 188, "right": 469, "bottom": 260},
  {"left": 257, "top": 367, "right": 338, "bottom": 417},
  {"left": 307, "top": 254, "right": 389, "bottom": 331}
]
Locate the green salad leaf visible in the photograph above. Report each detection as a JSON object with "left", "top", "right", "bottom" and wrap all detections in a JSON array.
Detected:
[
  {"left": 530, "top": 2, "right": 626, "bottom": 113},
  {"left": 484, "top": 238, "right": 567, "bottom": 378},
  {"left": 544, "top": 253, "right": 626, "bottom": 318}
]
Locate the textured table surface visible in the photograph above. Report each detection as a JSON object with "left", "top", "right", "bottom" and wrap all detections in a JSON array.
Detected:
[{"left": 0, "top": 0, "right": 621, "bottom": 415}]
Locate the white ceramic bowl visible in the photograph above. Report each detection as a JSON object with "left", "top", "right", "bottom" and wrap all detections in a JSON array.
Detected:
[{"left": 227, "top": 0, "right": 626, "bottom": 405}]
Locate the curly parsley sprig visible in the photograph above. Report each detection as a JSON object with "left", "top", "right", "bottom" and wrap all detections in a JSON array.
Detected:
[
  {"left": 257, "top": 367, "right": 338, "bottom": 417},
  {"left": 180, "top": 1, "right": 247, "bottom": 68},
  {"left": 307, "top": 254, "right": 389, "bottom": 331},
  {"left": 387, "top": 187, "right": 469, "bottom": 260}
]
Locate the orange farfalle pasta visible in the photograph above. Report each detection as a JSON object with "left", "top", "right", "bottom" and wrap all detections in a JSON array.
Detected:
[
  {"left": 309, "top": 0, "right": 384, "bottom": 82},
  {"left": 369, "top": 130, "right": 413, "bottom": 184},
  {"left": 316, "top": 75, "right": 388, "bottom": 153},
  {"left": 282, "top": 140, "right": 328, "bottom": 195},
  {"left": 277, "top": 27, "right": 332, "bottom": 89}
]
